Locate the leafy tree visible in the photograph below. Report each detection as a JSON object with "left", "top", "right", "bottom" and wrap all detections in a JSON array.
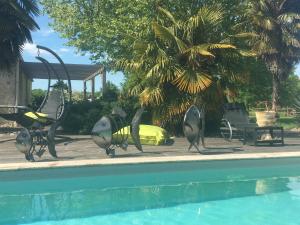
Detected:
[
  {"left": 118, "top": 6, "right": 250, "bottom": 123},
  {"left": 240, "top": 0, "right": 300, "bottom": 111},
  {"left": 0, "top": 0, "right": 39, "bottom": 68},
  {"left": 236, "top": 64, "right": 300, "bottom": 109},
  {"left": 279, "top": 72, "right": 300, "bottom": 107},
  {"left": 41, "top": 0, "right": 157, "bottom": 63},
  {"left": 102, "top": 82, "right": 119, "bottom": 102},
  {"left": 41, "top": 0, "right": 244, "bottom": 64},
  {"left": 234, "top": 59, "right": 273, "bottom": 107}
]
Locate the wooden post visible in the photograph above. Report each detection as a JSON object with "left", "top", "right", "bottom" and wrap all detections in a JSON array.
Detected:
[
  {"left": 102, "top": 67, "right": 106, "bottom": 95},
  {"left": 91, "top": 78, "right": 95, "bottom": 101},
  {"left": 83, "top": 81, "right": 87, "bottom": 100},
  {"left": 15, "top": 60, "right": 20, "bottom": 113}
]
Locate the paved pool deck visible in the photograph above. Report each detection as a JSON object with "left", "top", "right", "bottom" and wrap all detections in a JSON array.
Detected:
[{"left": 1, "top": 133, "right": 300, "bottom": 171}]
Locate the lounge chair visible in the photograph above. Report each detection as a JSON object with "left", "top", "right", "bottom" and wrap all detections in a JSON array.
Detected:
[{"left": 220, "top": 103, "right": 257, "bottom": 142}]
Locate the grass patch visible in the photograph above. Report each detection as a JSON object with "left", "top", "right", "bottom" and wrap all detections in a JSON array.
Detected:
[{"left": 276, "top": 117, "right": 300, "bottom": 130}]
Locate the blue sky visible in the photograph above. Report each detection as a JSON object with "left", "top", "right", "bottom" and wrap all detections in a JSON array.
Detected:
[
  {"left": 23, "top": 11, "right": 300, "bottom": 91},
  {"left": 296, "top": 65, "right": 300, "bottom": 76},
  {"left": 22, "top": 13, "right": 124, "bottom": 92}
]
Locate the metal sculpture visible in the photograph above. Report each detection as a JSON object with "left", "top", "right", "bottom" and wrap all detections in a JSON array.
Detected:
[
  {"left": 92, "top": 107, "right": 144, "bottom": 157},
  {"left": 0, "top": 45, "right": 72, "bottom": 161},
  {"left": 183, "top": 105, "right": 205, "bottom": 152}
]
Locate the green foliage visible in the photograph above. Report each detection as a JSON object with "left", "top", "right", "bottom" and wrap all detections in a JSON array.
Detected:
[
  {"left": 238, "top": 0, "right": 300, "bottom": 110},
  {"left": 118, "top": 5, "right": 251, "bottom": 123},
  {"left": 31, "top": 89, "right": 46, "bottom": 110},
  {"left": 103, "top": 82, "right": 120, "bottom": 102},
  {"left": 0, "top": 0, "right": 39, "bottom": 68},
  {"left": 61, "top": 82, "right": 140, "bottom": 134},
  {"left": 279, "top": 73, "right": 300, "bottom": 107},
  {"left": 40, "top": 0, "right": 300, "bottom": 133},
  {"left": 41, "top": 0, "right": 157, "bottom": 63},
  {"left": 235, "top": 59, "right": 273, "bottom": 107},
  {"left": 40, "top": 0, "right": 244, "bottom": 64},
  {"left": 52, "top": 80, "right": 68, "bottom": 90},
  {"left": 236, "top": 67, "right": 300, "bottom": 108},
  {"left": 61, "top": 100, "right": 114, "bottom": 134},
  {"left": 275, "top": 117, "right": 300, "bottom": 130},
  {"left": 71, "top": 91, "right": 85, "bottom": 102}
]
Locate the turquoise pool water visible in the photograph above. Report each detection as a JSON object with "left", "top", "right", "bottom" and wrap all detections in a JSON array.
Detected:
[{"left": 1, "top": 158, "right": 300, "bottom": 225}]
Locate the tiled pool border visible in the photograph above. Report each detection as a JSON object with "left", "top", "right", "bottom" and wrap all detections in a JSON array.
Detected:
[{"left": 1, "top": 151, "right": 300, "bottom": 172}]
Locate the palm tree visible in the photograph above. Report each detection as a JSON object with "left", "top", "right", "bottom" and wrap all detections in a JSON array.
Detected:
[
  {"left": 244, "top": 0, "right": 300, "bottom": 111},
  {"left": 118, "top": 5, "right": 249, "bottom": 123},
  {"left": 0, "top": 0, "right": 39, "bottom": 69}
]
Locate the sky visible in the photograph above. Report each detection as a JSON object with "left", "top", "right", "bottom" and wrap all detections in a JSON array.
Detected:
[
  {"left": 22, "top": 12, "right": 124, "bottom": 92},
  {"left": 23, "top": 9, "right": 300, "bottom": 91},
  {"left": 296, "top": 65, "right": 300, "bottom": 76}
]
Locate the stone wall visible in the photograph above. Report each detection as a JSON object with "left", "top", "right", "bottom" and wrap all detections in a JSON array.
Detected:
[
  {"left": 18, "top": 67, "right": 32, "bottom": 106},
  {"left": 0, "top": 61, "right": 32, "bottom": 128},
  {"left": 0, "top": 64, "right": 17, "bottom": 111}
]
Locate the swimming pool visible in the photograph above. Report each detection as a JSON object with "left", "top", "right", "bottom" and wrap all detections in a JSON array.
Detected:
[{"left": 1, "top": 157, "right": 300, "bottom": 225}]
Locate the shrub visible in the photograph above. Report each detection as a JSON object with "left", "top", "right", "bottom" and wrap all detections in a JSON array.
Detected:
[{"left": 31, "top": 89, "right": 46, "bottom": 110}]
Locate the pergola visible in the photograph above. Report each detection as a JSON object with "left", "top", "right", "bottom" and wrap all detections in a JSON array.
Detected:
[{"left": 21, "top": 61, "right": 106, "bottom": 100}]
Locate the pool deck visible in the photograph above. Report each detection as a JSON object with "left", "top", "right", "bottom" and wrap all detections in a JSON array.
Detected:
[{"left": 1, "top": 133, "right": 300, "bottom": 171}]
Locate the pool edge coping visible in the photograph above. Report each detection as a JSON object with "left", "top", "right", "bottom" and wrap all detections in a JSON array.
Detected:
[{"left": 1, "top": 151, "right": 300, "bottom": 172}]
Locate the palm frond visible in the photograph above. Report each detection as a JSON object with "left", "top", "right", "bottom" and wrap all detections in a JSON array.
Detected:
[
  {"left": 196, "top": 5, "right": 224, "bottom": 25},
  {"left": 0, "top": 0, "right": 39, "bottom": 68},
  {"left": 206, "top": 44, "right": 237, "bottom": 50},
  {"left": 152, "top": 22, "right": 188, "bottom": 52},
  {"left": 283, "top": 35, "right": 300, "bottom": 48},
  {"left": 116, "top": 59, "right": 142, "bottom": 71},
  {"left": 174, "top": 37, "right": 188, "bottom": 52},
  {"left": 133, "top": 41, "right": 150, "bottom": 55},
  {"left": 256, "top": 17, "right": 276, "bottom": 30},
  {"left": 278, "top": 13, "right": 300, "bottom": 22},
  {"left": 172, "top": 68, "right": 212, "bottom": 94},
  {"left": 238, "top": 50, "right": 257, "bottom": 57},
  {"left": 129, "top": 83, "right": 144, "bottom": 96},
  {"left": 183, "top": 45, "right": 215, "bottom": 58},
  {"left": 152, "top": 22, "right": 174, "bottom": 43},
  {"left": 229, "top": 33, "right": 259, "bottom": 38},
  {"left": 157, "top": 6, "right": 179, "bottom": 27},
  {"left": 186, "top": 5, "right": 223, "bottom": 31},
  {"left": 162, "top": 99, "right": 193, "bottom": 120},
  {"left": 140, "top": 87, "right": 164, "bottom": 106}
]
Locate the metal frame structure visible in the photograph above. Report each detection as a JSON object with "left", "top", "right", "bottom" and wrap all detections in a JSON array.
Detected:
[{"left": 0, "top": 45, "right": 72, "bottom": 161}]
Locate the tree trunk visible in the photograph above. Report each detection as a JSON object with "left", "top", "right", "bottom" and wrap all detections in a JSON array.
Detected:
[{"left": 272, "top": 74, "right": 280, "bottom": 112}]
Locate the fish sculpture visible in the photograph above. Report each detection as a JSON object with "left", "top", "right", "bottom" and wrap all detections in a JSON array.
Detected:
[
  {"left": 130, "top": 108, "right": 144, "bottom": 152},
  {"left": 15, "top": 128, "right": 33, "bottom": 161},
  {"left": 92, "top": 107, "right": 144, "bottom": 157},
  {"left": 183, "top": 105, "right": 205, "bottom": 152},
  {"left": 15, "top": 126, "right": 58, "bottom": 161}
]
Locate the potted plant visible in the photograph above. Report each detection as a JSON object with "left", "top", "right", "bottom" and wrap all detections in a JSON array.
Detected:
[{"left": 255, "top": 101, "right": 277, "bottom": 127}]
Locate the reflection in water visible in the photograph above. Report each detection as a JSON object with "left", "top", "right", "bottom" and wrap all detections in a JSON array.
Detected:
[
  {"left": 0, "top": 176, "right": 299, "bottom": 225},
  {"left": 287, "top": 177, "right": 300, "bottom": 198},
  {"left": 255, "top": 177, "right": 290, "bottom": 195}
]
